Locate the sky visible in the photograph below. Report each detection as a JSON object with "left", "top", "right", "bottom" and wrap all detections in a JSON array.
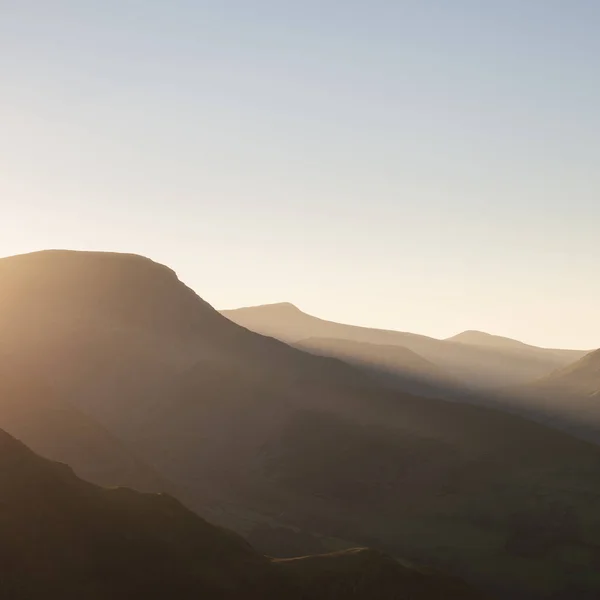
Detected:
[{"left": 1, "top": 1, "right": 599, "bottom": 349}]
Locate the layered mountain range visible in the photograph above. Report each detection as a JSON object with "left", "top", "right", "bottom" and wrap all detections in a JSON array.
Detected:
[
  {"left": 224, "top": 302, "right": 600, "bottom": 445},
  {"left": 223, "top": 302, "right": 586, "bottom": 389},
  {"left": 1, "top": 250, "right": 599, "bottom": 599}
]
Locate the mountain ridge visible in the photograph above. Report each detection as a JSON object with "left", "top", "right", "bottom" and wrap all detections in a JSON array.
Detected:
[
  {"left": 222, "top": 302, "right": 586, "bottom": 388},
  {"left": 496, "top": 348, "right": 600, "bottom": 444},
  {"left": 447, "top": 330, "right": 588, "bottom": 360},
  {"left": 294, "top": 336, "right": 463, "bottom": 398},
  {"left": 0, "top": 426, "right": 484, "bottom": 600},
  {"left": 2, "top": 250, "right": 600, "bottom": 598}
]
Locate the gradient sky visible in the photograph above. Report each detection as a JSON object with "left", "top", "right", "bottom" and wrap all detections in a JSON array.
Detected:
[{"left": 2, "top": 1, "right": 599, "bottom": 349}]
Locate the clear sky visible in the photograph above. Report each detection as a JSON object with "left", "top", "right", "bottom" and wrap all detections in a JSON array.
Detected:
[{"left": 2, "top": 1, "right": 599, "bottom": 349}]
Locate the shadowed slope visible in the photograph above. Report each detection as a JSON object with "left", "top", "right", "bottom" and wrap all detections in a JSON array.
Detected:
[
  {"left": 0, "top": 428, "right": 482, "bottom": 600},
  {"left": 0, "top": 357, "right": 167, "bottom": 492},
  {"left": 278, "top": 548, "right": 483, "bottom": 600},
  {"left": 0, "top": 428, "right": 278, "bottom": 600},
  {"left": 295, "top": 337, "right": 463, "bottom": 398},
  {"left": 448, "top": 330, "right": 537, "bottom": 349},
  {"left": 500, "top": 349, "right": 600, "bottom": 444},
  {"left": 530, "top": 348, "right": 600, "bottom": 398}
]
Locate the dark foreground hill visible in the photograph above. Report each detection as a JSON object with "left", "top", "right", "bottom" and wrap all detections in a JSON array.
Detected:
[
  {"left": 223, "top": 303, "right": 585, "bottom": 388},
  {"left": 0, "top": 428, "right": 481, "bottom": 600},
  {"left": 1, "top": 251, "right": 600, "bottom": 598}
]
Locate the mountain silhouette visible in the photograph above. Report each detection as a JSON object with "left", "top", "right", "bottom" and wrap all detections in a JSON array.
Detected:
[
  {"left": 0, "top": 428, "right": 484, "bottom": 600},
  {"left": 448, "top": 330, "right": 534, "bottom": 348},
  {"left": 223, "top": 303, "right": 585, "bottom": 388},
  {"left": 2, "top": 250, "right": 600, "bottom": 598},
  {"left": 447, "top": 330, "right": 586, "bottom": 362}
]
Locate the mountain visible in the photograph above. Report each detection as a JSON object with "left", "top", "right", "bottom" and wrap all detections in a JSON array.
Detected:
[
  {"left": 448, "top": 330, "right": 533, "bottom": 349},
  {"left": 2, "top": 250, "right": 600, "bottom": 598},
  {"left": 447, "top": 330, "right": 585, "bottom": 363},
  {"left": 529, "top": 349, "right": 600, "bottom": 398},
  {"left": 294, "top": 337, "right": 463, "bottom": 398},
  {"left": 500, "top": 349, "right": 600, "bottom": 444},
  {"left": 0, "top": 355, "right": 167, "bottom": 492},
  {"left": 0, "top": 428, "right": 483, "bottom": 600},
  {"left": 222, "top": 303, "right": 586, "bottom": 388}
]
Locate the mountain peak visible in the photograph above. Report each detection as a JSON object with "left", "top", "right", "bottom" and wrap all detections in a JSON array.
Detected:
[
  {"left": 225, "top": 302, "right": 303, "bottom": 315},
  {"left": 0, "top": 249, "right": 178, "bottom": 281},
  {"left": 447, "top": 330, "right": 528, "bottom": 349},
  {"left": 0, "top": 425, "right": 81, "bottom": 493},
  {"left": 266, "top": 302, "right": 301, "bottom": 311},
  {"left": 0, "top": 249, "right": 224, "bottom": 337},
  {"left": 450, "top": 330, "right": 501, "bottom": 341}
]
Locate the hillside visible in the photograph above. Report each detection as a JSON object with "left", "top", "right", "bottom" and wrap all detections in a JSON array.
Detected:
[
  {"left": 223, "top": 303, "right": 585, "bottom": 388},
  {"left": 502, "top": 349, "right": 600, "bottom": 444},
  {"left": 447, "top": 330, "right": 584, "bottom": 363},
  {"left": 448, "top": 330, "right": 535, "bottom": 349},
  {"left": 0, "top": 355, "right": 167, "bottom": 492},
  {"left": 530, "top": 349, "right": 600, "bottom": 397},
  {"left": 0, "top": 428, "right": 483, "bottom": 600},
  {"left": 2, "top": 250, "right": 600, "bottom": 598},
  {"left": 295, "top": 337, "right": 463, "bottom": 398}
]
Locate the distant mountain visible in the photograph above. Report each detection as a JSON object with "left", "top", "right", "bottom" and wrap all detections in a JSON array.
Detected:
[
  {"left": 447, "top": 330, "right": 585, "bottom": 362},
  {"left": 501, "top": 349, "right": 600, "bottom": 444},
  {"left": 2, "top": 251, "right": 600, "bottom": 598},
  {"left": 529, "top": 348, "right": 600, "bottom": 398},
  {"left": 448, "top": 330, "right": 532, "bottom": 349},
  {"left": 223, "top": 303, "right": 586, "bottom": 388},
  {"left": 0, "top": 428, "right": 483, "bottom": 600},
  {"left": 295, "top": 337, "right": 463, "bottom": 398},
  {"left": 0, "top": 356, "right": 167, "bottom": 493}
]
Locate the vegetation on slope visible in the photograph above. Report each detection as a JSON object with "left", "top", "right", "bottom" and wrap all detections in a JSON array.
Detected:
[{"left": 0, "top": 428, "right": 482, "bottom": 600}]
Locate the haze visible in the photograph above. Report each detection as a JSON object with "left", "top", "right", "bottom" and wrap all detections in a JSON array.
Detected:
[{"left": 2, "top": 1, "right": 599, "bottom": 348}]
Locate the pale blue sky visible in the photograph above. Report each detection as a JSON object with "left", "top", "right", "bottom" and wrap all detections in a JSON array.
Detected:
[{"left": 1, "top": 1, "right": 599, "bottom": 348}]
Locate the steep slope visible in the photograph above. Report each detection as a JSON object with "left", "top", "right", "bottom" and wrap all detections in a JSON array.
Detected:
[
  {"left": 0, "top": 428, "right": 482, "bottom": 600},
  {"left": 0, "top": 250, "right": 178, "bottom": 491},
  {"left": 0, "top": 250, "right": 240, "bottom": 433},
  {"left": 294, "top": 337, "right": 463, "bottom": 398},
  {"left": 2, "top": 250, "right": 600, "bottom": 598},
  {"left": 501, "top": 349, "right": 600, "bottom": 444},
  {"left": 223, "top": 303, "right": 585, "bottom": 388}
]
